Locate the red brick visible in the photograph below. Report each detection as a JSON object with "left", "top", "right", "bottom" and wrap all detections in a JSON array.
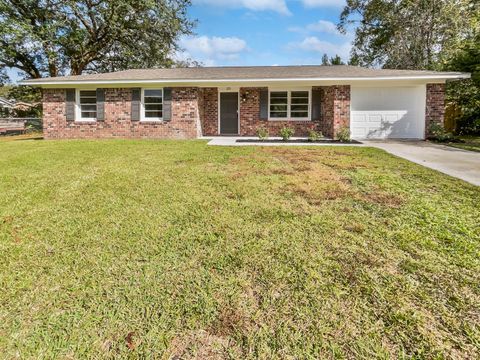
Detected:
[
  {"left": 44, "top": 85, "right": 352, "bottom": 139},
  {"left": 425, "top": 83, "right": 445, "bottom": 136},
  {"left": 42, "top": 88, "right": 200, "bottom": 139}
]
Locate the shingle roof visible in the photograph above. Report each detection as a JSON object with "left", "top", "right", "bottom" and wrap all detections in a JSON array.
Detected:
[{"left": 21, "top": 65, "right": 468, "bottom": 84}]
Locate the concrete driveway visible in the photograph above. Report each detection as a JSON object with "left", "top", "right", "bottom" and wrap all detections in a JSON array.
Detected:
[{"left": 364, "top": 141, "right": 480, "bottom": 186}]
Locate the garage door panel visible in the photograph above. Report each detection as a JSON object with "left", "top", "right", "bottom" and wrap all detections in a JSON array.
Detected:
[
  {"left": 351, "top": 127, "right": 367, "bottom": 137},
  {"left": 384, "top": 113, "right": 402, "bottom": 123},
  {"left": 350, "top": 86, "right": 425, "bottom": 140}
]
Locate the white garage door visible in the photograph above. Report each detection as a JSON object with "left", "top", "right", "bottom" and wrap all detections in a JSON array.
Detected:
[{"left": 350, "top": 86, "right": 426, "bottom": 140}]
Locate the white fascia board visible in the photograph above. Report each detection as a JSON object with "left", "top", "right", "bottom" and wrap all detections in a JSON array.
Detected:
[{"left": 20, "top": 73, "right": 470, "bottom": 86}]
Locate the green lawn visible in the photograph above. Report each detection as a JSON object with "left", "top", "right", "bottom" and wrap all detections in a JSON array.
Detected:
[
  {"left": 446, "top": 135, "right": 480, "bottom": 152},
  {"left": 0, "top": 139, "right": 479, "bottom": 359}
]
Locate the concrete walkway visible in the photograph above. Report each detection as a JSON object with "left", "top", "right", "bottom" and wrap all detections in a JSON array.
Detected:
[
  {"left": 364, "top": 141, "right": 480, "bottom": 186},
  {"left": 206, "top": 137, "right": 480, "bottom": 186}
]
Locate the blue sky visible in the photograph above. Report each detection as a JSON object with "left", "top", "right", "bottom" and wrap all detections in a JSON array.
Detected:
[
  {"left": 6, "top": 0, "right": 353, "bottom": 82},
  {"left": 179, "top": 0, "right": 353, "bottom": 66}
]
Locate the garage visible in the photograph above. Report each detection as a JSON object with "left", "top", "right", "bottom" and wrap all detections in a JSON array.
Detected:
[{"left": 350, "top": 86, "right": 426, "bottom": 140}]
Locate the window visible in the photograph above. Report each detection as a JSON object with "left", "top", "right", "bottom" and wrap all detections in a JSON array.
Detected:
[
  {"left": 269, "top": 89, "right": 310, "bottom": 120},
  {"left": 78, "top": 90, "right": 97, "bottom": 121},
  {"left": 290, "top": 91, "right": 309, "bottom": 118},
  {"left": 142, "top": 89, "right": 163, "bottom": 121}
]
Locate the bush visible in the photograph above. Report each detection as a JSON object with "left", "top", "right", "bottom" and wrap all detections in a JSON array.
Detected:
[
  {"left": 279, "top": 127, "right": 294, "bottom": 141},
  {"left": 336, "top": 127, "right": 350, "bottom": 142},
  {"left": 428, "top": 123, "right": 454, "bottom": 142},
  {"left": 256, "top": 126, "right": 269, "bottom": 141},
  {"left": 308, "top": 130, "right": 323, "bottom": 142},
  {"left": 456, "top": 115, "right": 480, "bottom": 135}
]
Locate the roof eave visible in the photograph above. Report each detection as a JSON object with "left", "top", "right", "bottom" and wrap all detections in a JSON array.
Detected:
[{"left": 20, "top": 73, "right": 471, "bottom": 86}]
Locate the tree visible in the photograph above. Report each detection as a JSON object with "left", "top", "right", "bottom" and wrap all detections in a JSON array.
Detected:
[
  {"left": 0, "top": 66, "right": 8, "bottom": 86},
  {"left": 321, "top": 53, "right": 345, "bottom": 66},
  {"left": 339, "top": 0, "right": 472, "bottom": 70},
  {"left": 321, "top": 54, "right": 329, "bottom": 65},
  {"left": 443, "top": 11, "right": 480, "bottom": 134},
  {"left": 0, "top": 0, "right": 195, "bottom": 79},
  {"left": 329, "top": 55, "right": 345, "bottom": 65}
]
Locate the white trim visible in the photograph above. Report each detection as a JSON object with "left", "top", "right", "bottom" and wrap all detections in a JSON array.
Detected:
[
  {"left": 21, "top": 74, "right": 470, "bottom": 86},
  {"left": 268, "top": 88, "right": 311, "bottom": 121},
  {"left": 218, "top": 90, "right": 240, "bottom": 135},
  {"left": 75, "top": 89, "right": 97, "bottom": 122},
  {"left": 140, "top": 88, "right": 163, "bottom": 122}
]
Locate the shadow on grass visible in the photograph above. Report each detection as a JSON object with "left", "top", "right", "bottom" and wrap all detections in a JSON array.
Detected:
[{"left": 0, "top": 133, "right": 44, "bottom": 142}]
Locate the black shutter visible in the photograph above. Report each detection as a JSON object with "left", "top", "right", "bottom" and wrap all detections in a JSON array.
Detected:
[
  {"left": 163, "top": 88, "right": 172, "bottom": 121},
  {"left": 311, "top": 88, "right": 322, "bottom": 120},
  {"left": 131, "top": 88, "right": 141, "bottom": 121},
  {"left": 96, "top": 89, "right": 105, "bottom": 121},
  {"left": 65, "top": 89, "right": 75, "bottom": 121},
  {"left": 259, "top": 89, "right": 268, "bottom": 120}
]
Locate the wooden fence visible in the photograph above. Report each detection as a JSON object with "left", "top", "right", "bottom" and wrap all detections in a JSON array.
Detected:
[{"left": 0, "top": 118, "right": 42, "bottom": 134}]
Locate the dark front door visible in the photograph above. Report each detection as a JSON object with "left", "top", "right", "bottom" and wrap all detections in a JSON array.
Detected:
[{"left": 220, "top": 92, "right": 238, "bottom": 135}]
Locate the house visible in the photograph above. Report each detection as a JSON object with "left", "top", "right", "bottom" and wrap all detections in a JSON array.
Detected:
[
  {"left": 0, "top": 96, "right": 39, "bottom": 117},
  {"left": 21, "top": 65, "right": 469, "bottom": 140},
  {"left": 0, "top": 97, "right": 15, "bottom": 116}
]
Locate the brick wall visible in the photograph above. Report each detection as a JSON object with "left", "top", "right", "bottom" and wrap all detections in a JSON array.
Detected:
[
  {"left": 320, "top": 85, "right": 350, "bottom": 139},
  {"left": 238, "top": 87, "right": 318, "bottom": 137},
  {"left": 43, "top": 85, "right": 353, "bottom": 140},
  {"left": 425, "top": 83, "right": 445, "bottom": 136},
  {"left": 199, "top": 87, "right": 218, "bottom": 136},
  {"left": 42, "top": 88, "right": 200, "bottom": 139},
  {"left": 318, "top": 86, "right": 333, "bottom": 138}
]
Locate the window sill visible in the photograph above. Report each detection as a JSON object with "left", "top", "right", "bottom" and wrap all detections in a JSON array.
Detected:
[
  {"left": 74, "top": 120, "right": 97, "bottom": 124},
  {"left": 140, "top": 120, "right": 164, "bottom": 124},
  {"left": 268, "top": 118, "right": 311, "bottom": 122}
]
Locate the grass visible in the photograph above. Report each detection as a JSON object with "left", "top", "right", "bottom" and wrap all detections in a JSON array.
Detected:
[
  {"left": 0, "top": 139, "right": 479, "bottom": 359},
  {"left": 445, "top": 135, "right": 480, "bottom": 152}
]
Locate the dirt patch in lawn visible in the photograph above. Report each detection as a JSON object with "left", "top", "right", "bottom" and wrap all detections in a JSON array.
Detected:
[
  {"left": 167, "top": 330, "right": 241, "bottom": 360},
  {"left": 227, "top": 148, "right": 408, "bottom": 209},
  {"left": 365, "top": 191, "right": 405, "bottom": 208},
  {"left": 228, "top": 148, "right": 356, "bottom": 205}
]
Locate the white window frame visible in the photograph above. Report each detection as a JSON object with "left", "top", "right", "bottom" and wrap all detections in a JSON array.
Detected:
[
  {"left": 268, "top": 88, "right": 311, "bottom": 121},
  {"left": 141, "top": 88, "right": 163, "bottom": 122},
  {"left": 76, "top": 89, "right": 97, "bottom": 122}
]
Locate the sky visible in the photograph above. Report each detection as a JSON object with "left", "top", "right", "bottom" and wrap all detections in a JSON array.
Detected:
[
  {"left": 179, "top": 0, "right": 353, "bottom": 66},
  {"left": 6, "top": 0, "right": 353, "bottom": 82}
]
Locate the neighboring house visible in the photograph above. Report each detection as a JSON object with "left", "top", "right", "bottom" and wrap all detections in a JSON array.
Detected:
[
  {"left": 0, "top": 96, "right": 39, "bottom": 117},
  {"left": 22, "top": 65, "right": 469, "bottom": 140},
  {"left": 0, "top": 97, "right": 15, "bottom": 116}
]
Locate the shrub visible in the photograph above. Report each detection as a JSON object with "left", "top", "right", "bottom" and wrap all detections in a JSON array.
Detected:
[
  {"left": 336, "top": 127, "right": 351, "bottom": 142},
  {"left": 457, "top": 115, "right": 480, "bottom": 135},
  {"left": 279, "top": 127, "right": 294, "bottom": 141},
  {"left": 256, "top": 126, "right": 269, "bottom": 141},
  {"left": 308, "top": 130, "right": 323, "bottom": 142},
  {"left": 428, "top": 123, "right": 454, "bottom": 142}
]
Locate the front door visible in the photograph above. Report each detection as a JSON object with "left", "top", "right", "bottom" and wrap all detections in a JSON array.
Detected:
[{"left": 219, "top": 92, "right": 238, "bottom": 135}]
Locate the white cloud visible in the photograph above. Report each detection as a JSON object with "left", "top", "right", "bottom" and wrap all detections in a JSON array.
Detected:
[
  {"left": 288, "top": 20, "right": 342, "bottom": 36},
  {"left": 195, "top": 0, "right": 290, "bottom": 15},
  {"left": 306, "top": 20, "right": 339, "bottom": 34},
  {"left": 289, "top": 36, "right": 352, "bottom": 60},
  {"left": 301, "top": 0, "right": 345, "bottom": 7},
  {"left": 178, "top": 35, "right": 248, "bottom": 65}
]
